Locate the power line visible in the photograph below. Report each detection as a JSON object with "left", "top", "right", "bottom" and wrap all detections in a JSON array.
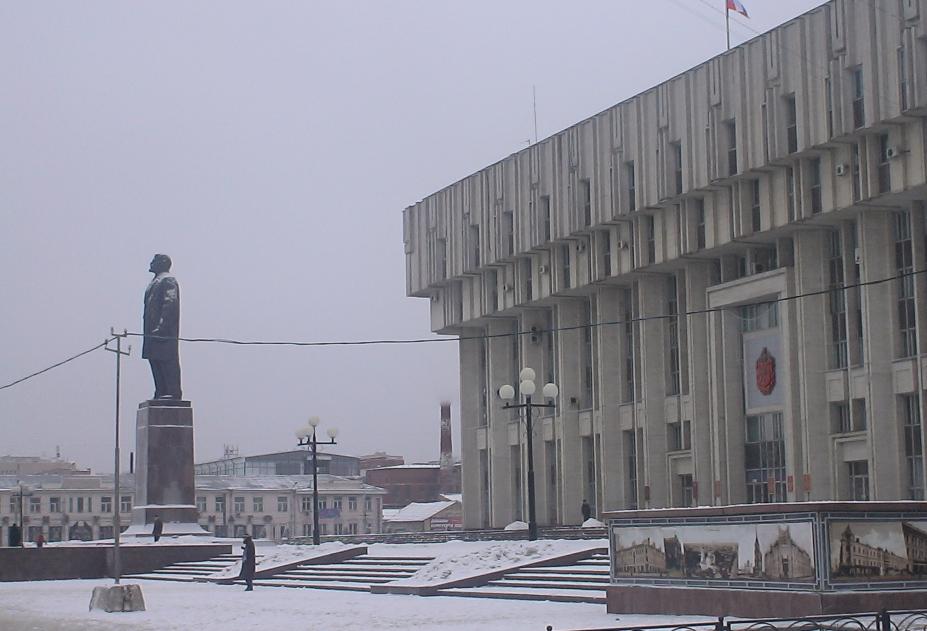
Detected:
[
  {"left": 0, "top": 339, "right": 112, "bottom": 391},
  {"left": 124, "top": 267, "right": 926, "bottom": 346},
  {"left": 3, "top": 266, "right": 924, "bottom": 393}
]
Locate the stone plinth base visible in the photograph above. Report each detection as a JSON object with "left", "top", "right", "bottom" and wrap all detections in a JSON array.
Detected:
[
  {"left": 606, "top": 585, "right": 927, "bottom": 617},
  {"left": 89, "top": 584, "right": 146, "bottom": 613},
  {"left": 133, "top": 400, "right": 197, "bottom": 529}
]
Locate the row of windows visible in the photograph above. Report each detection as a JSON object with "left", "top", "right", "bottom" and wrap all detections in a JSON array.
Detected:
[
  {"left": 197, "top": 494, "right": 378, "bottom": 514},
  {"left": 3, "top": 495, "right": 131, "bottom": 515}
]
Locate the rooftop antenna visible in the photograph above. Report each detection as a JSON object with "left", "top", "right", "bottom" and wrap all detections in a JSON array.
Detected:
[{"left": 532, "top": 85, "right": 539, "bottom": 144}]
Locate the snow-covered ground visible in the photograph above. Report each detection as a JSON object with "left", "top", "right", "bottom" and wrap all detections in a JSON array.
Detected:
[
  {"left": 0, "top": 538, "right": 700, "bottom": 630},
  {"left": 0, "top": 579, "right": 692, "bottom": 631}
]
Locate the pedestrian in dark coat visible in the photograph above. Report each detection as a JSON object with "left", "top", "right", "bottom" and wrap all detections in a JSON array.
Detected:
[
  {"left": 581, "top": 499, "right": 592, "bottom": 522},
  {"left": 152, "top": 516, "right": 163, "bottom": 542},
  {"left": 240, "top": 534, "right": 256, "bottom": 591},
  {"left": 34, "top": 533, "right": 45, "bottom": 548}
]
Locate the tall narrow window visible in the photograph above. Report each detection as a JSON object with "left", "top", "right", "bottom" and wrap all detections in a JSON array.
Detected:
[
  {"left": 751, "top": 179, "right": 762, "bottom": 233},
  {"left": 622, "top": 288, "right": 635, "bottom": 402},
  {"left": 784, "top": 94, "right": 798, "bottom": 154},
  {"left": 895, "top": 211, "right": 916, "bottom": 357},
  {"left": 672, "top": 141, "right": 683, "bottom": 195},
  {"left": 695, "top": 198, "right": 706, "bottom": 249},
  {"left": 745, "top": 412, "right": 787, "bottom": 503},
  {"left": 580, "top": 298, "right": 594, "bottom": 409},
  {"left": 602, "top": 231, "right": 612, "bottom": 277},
  {"left": 825, "top": 76, "right": 834, "bottom": 138},
  {"left": 852, "top": 67, "right": 865, "bottom": 129},
  {"left": 879, "top": 133, "right": 892, "bottom": 194},
  {"left": 540, "top": 196, "right": 552, "bottom": 242},
  {"left": 666, "top": 276, "right": 680, "bottom": 396},
  {"left": 726, "top": 119, "right": 738, "bottom": 176},
  {"left": 435, "top": 238, "right": 447, "bottom": 280},
  {"left": 561, "top": 244, "right": 571, "bottom": 289},
  {"left": 828, "top": 231, "right": 848, "bottom": 368},
  {"left": 786, "top": 166, "right": 797, "bottom": 221},
  {"left": 899, "top": 45, "right": 909, "bottom": 112},
  {"left": 902, "top": 394, "right": 925, "bottom": 500},
  {"left": 626, "top": 161, "right": 636, "bottom": 212},
  {"left": 625, "top": 430, "right": 638, "bottom": 509},
  {"left": 849, "top": 220, "right": 864, "bottom": 363},
  {"left": 580, "top": 179, "right": 592, "bottom": 226},
  {"left": 503, "top": 210, "right": 514, "bottom": 256},
  {"left": 645, "top": 215, "right": 656, "bottom": 264},
  {"left": 522, "top": 258, "right": 533, "bottom": 301},
  {"left": 486, "top": 270, "right": 498, "bottom": 313},
  {"left": 809, "top": 158, "right": 822, "bottom": 213},
  {"left": 851, "top": 143, "right": 862, "bottom": 202},
  {"left": 469, "top": 225, "right": 481, "bottom": 269}
]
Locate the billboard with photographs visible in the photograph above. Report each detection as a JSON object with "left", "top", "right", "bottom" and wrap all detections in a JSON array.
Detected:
[
  {"left": 612, "top": 522, "right": 815, "bottom": 582},
  {"left": 829, "top": 520, "right": 927, "bottom": 581}
]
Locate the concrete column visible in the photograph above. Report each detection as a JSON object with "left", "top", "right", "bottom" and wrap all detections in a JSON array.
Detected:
[
  {"left": 556, "top": 299, "right": 583, "bottom": 522},
  {"left": 457, "top": 328, "right": 484, "bottom": 529},
  {"left": 637, "top": 275, "right": 669, "bottom": 507},
  {"left": 793, "top": 229, "right": 829, "bottom": 499},
  {"left": 859, "top": 210, "right": 906, "bottom": 499},
  {"left": 685, "top": 264, "right": 713, "bottom": 505},
  {"left": 597, "top": 287, "right": 623, "bottom": 512},
  {"left": 486, "top": 318, "right": 517, "bottom": 527}
]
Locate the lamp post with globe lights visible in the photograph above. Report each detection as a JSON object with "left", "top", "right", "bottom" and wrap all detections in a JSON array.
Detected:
[
  {"left": 295, "top": 416, "right": 338, "bottom": 545},
  {"left": 499, "top": 368, "right": 559, "bottom": 541}
]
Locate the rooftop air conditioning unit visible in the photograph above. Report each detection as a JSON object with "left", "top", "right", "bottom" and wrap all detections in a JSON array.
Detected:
[{"left": 835, "top": 163, "right": 848, "bottom": 176}]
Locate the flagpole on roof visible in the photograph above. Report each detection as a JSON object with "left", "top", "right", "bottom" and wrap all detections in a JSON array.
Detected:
[{"left": 725, "top": 0, "right": 731, "bottom": 50}]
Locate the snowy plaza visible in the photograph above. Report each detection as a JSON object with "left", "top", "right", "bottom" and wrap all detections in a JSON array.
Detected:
[{"left": 0, "top": 539, "right": 691, "bottom": 631}]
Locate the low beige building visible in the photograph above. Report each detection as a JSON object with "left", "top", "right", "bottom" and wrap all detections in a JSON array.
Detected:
[{"left": 0, "top": 473, "right": 386, "bottom": 545}]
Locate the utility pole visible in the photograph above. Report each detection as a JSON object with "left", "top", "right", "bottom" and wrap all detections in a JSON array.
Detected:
[{"left": 106, "top": 329, "right": 130, "bottom": 584}]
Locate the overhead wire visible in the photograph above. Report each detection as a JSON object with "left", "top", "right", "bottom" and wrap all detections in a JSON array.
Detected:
[
  {"left": 1, "top": 266, "right": 924, "bottom": 392},
  {"left": 0, "top": 339, "right": 113, "bottom": 391}
]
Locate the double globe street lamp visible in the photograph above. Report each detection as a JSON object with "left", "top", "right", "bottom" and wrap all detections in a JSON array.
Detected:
[
  {"left": 295, "top": 416, "right": 338, "bottom": 545},
  {"left": 499, "top": 368, "right": 559, "bottom": 541}
]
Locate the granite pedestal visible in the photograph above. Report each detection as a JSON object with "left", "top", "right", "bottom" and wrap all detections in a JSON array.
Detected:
[{"left": 129, "top": 400, "right": 205, "bottom": 535}]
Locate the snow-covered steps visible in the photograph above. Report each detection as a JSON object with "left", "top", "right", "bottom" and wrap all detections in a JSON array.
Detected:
[
  {"left": 261, "top": 554, "right": 434, "bottom": 592},
  {"left": 124, "top": 553, "right": 257, "bottom": 583},
  {"left": 429, "top": 550, "right": 610, "bottom": 605}
]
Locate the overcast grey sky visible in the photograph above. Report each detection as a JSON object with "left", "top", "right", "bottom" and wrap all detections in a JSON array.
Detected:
[{"left": 1, "top": 1, "right": 826, "bottom": 473}]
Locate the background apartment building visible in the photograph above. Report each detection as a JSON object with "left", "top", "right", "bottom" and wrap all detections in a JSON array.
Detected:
[
  {"left": 0, "top": 473, "right": 385, "bottom": 545},
  {"left": 404, "top": 0, "right": 927, "bottom": 528}
]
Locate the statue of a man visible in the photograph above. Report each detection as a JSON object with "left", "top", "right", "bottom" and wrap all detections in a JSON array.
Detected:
[{"left": 143, "top": 254, "right": 182, "bottom": 399}]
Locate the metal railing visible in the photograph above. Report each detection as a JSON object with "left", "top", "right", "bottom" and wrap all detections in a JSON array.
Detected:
[
  {"left": 546, "top": 610, "right": 927, "bottom": 631},
  {"left": 287, "top": 525, "right": 607, "bottom": 546}
]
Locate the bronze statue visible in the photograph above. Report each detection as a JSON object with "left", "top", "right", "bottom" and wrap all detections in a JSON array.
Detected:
[{"left": 143, "top": 254, "right": 182, "bottom": 399}]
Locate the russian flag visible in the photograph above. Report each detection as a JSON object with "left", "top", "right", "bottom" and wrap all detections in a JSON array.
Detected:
[{"left": 727, "top": 0, "right": 749, "bottom": 17}]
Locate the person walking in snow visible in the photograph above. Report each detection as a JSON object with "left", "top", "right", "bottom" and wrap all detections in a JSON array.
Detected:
[
  {"left": 581, "top": 499, "right": 592, "bottom": 522},
  {"left": 240, "top": 534, "right": 256, "bottom": 591},
  {"left": 152, "top": 515, "right": 163, "bottom": 542}
]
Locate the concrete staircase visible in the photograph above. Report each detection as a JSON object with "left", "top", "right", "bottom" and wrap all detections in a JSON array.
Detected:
[
  {"left": 252, "top": 555, "right": 434, "bottom": 591},
  {"left": 125, "top": 553, "right": 253, "bottom": 582},
  {"left": 434, "top": 550, "right": 610, "bottom": 604}
]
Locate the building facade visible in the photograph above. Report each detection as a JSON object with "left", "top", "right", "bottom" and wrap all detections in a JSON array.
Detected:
[
  {"left": 0, "top": 474, "right": 386, "bottom": 546},
  {"left": 404, "top": 0, "right": 927, "bottom": 529},
  {"left": 194, "top": 449, "right": 360, "bottom": 477}
]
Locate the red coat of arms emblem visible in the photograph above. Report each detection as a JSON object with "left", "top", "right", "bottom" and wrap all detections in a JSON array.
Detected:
[{"left": 755, "top": 347, "right": 776, "bottom": 396}]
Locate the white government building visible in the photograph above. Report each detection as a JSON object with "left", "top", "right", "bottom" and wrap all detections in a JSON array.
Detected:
[{"left": 403, "top": 0, "right": 927, "bottom": 529}]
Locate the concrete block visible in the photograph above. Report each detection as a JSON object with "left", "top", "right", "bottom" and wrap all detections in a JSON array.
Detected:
[{"left": 89, "top": 584, "right": 146, "bottom": 613}]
